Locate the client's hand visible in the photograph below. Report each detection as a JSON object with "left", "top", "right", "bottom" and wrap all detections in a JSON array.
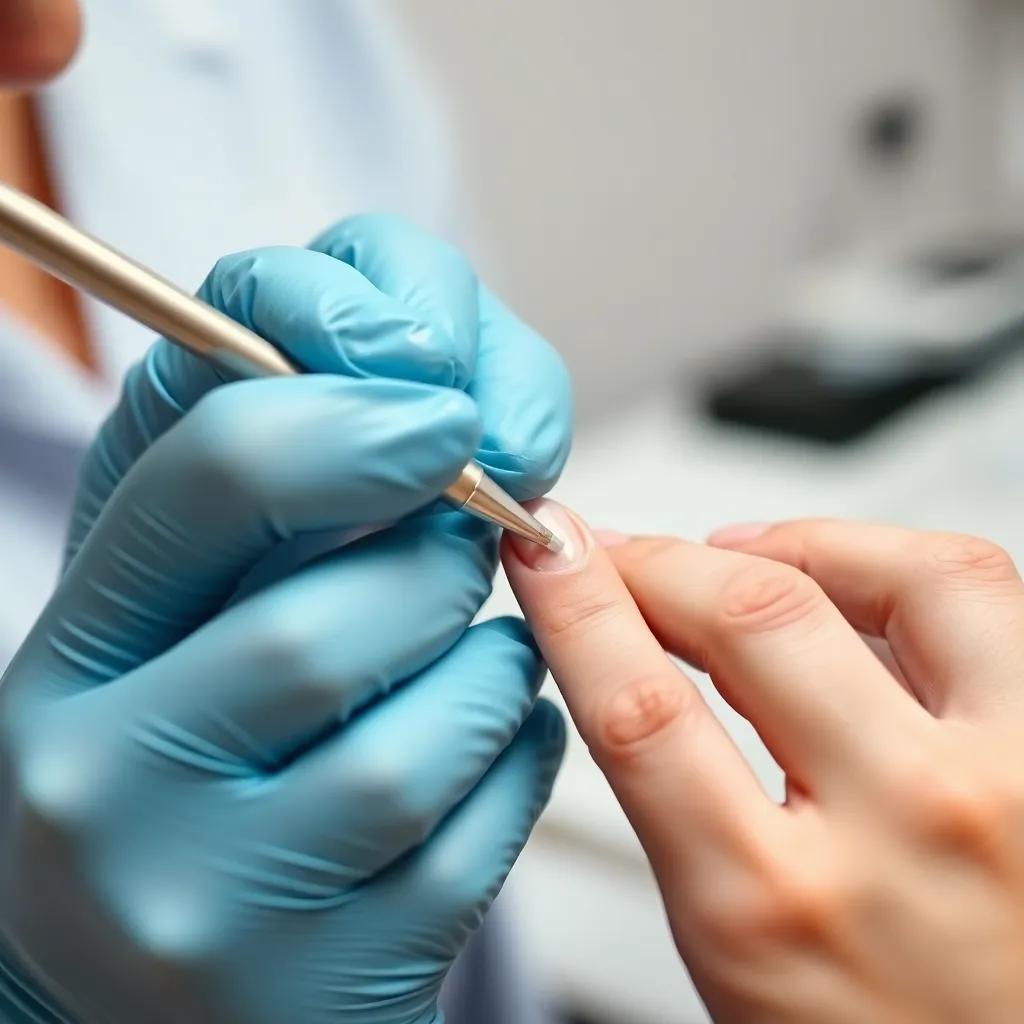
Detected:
[{"left": 505, "top": 507, "right": 1024, "bottom": 1024}]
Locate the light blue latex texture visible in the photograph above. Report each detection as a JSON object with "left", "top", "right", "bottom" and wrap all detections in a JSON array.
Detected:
[{"left": 0, "top": 215, "right": 573, "bottom": 1024}]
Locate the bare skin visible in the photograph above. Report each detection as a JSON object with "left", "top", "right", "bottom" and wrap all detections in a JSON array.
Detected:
[
  {"left": 0, "top": 90, "right": 93, "bottom": 369},
  {"left": 0, "top": 0, "right": 91, "bottom": 370},
  {"left": 507, "top": 508, "right": 1024, "bottom": 1023}
]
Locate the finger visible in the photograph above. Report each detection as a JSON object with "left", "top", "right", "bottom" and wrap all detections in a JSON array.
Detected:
[
  {"left": 313, "top": 217, "right": 573, "bottom": 500},
  {"left": 309, "top": 213, "right": 478, "bottom": 389},
  {"left": 711, "top": 520, "right": 1024, "bottom": 718},
  {"left": 66, "top": 245, "right": 471, "bottom": 563},
  {"left": 470, "top": 287, "right": 572, "bottom": 500},
  {"left": 606, "top": 534, "right": 930, "bottom": 789},
  {"left": 124, "top": 522, "right": 500, "bottom": 772},
  {"left": 503, "top": 501, "right": 776, "bottom": 884},
  {"left": 350, "top": 700, "right": 565, "bottom": 941},
  {"left": 22, "top": 377, "right": 479, "bottom": 694},
  {"left": 252, "top": 619, "right": 549, "bottom": 880},
  {"left": 289, "top": 704, "right": 562, "bottom": 1021}
]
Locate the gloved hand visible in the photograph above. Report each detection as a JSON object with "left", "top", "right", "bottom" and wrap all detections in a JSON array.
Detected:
[{"left": 0, "top": 215, "right": 572, "bottom": 1024}]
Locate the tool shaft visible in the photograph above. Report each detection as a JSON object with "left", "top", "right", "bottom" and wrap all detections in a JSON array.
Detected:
[
  {"left": 0, "top": 181, "right": 560, "bottom": 551},
  {"left": 0, "top": 181, "right": 295, "bottom": 379}
]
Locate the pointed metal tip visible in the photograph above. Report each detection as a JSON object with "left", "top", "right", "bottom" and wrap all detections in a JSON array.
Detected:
[
  {"left": 543, "top": 533, "right": 565, "bottom": 555},
  {"left": 450, "top": 467, "right": 568, "bottom": 552}
]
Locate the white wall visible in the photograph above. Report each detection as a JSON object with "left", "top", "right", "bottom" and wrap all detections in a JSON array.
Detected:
[{"left": 392, "top": 0, "right": 981, "bottom": 421}]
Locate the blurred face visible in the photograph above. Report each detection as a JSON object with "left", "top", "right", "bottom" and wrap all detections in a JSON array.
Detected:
[{"left": 0, "top": 0, "right": 81, "bottom": 89}]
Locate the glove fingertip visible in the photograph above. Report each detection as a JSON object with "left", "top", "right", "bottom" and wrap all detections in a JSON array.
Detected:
[
  {"left": 472, "top": 287, "right": 574, "bottom": 500},
  {"left": 312, "top": 214, "right": 478, "bottom": 390}
]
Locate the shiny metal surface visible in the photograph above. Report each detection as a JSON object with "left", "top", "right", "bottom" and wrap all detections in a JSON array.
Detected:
[
  {"left": 0, "top": 181, "right": 562, "bottom": 550},
  {"left": 448, "top": 465, "right": 563, "bottom": 553},
  {"left": 0, "top": 181, "right": 297, "bottom": 379}
]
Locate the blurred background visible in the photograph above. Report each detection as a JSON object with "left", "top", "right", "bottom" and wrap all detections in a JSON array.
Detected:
[
  {"left": 391, "top": 1, "right": 1024, "bottom": 1021},
  {"left": 398, "top": 0, "right": 996, "bottom": 417}
]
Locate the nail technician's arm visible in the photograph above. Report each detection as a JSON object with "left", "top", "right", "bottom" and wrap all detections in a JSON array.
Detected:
[
  {"left": 505, "top": 508, "right": 1024, "bottom": 1024},
  {"left": 0, "top": 217, "right": 571, "bottom": 1024}
]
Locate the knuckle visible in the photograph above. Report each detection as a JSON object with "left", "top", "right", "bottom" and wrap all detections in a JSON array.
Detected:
[
  {"left": 247, "top": 603, "right": 340, "bottom": 710},
  {"left": 180, "top": 390, "right": 268, "bottom": 504},
  {"left": 905, "top": 767, "right": 1009, "bottom": 860},
  {"left": 129, "top": 891, "right": 219, "bottom": 983},
  {"left": 540, "top": 588, "right": 624, "bottom": 643},
  {"left": 754, "top": 858, "right": 850, "bottom": 943},
  {"left": 697, "top": 899, "right": 752, "bottom": 954},
  {"left": 353, "top": 755, "right": 434, "bottom": 848},
  {"left": 924, "top": 535, "right": 1020, "bottom": 588},
  {"left": 672, "top": 827, "right": 787, "bottom": 953},
  {"left": 593, "top": 671, "right": 693, "bottom": 762},
  {"left": 417, "top": 845, "right": 498, "bottom": 928},
  {"left": 694, "top": 879, "right": 770, "bottom": 953},
  {"left": 13, "top": 720, "right": 97, "bottom": 847},
  {"left": 714, "top": 562, "right": 824, "bottom": 637}
]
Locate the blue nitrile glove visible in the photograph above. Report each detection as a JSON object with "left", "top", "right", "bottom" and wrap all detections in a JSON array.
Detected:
[{"left": 0, "top": 215, "right": 572, "bottom": 1024}]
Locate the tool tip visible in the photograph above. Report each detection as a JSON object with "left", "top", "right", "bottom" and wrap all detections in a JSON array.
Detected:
[{"left": 543, "top": 533, "right": 565, "bottom": 555}]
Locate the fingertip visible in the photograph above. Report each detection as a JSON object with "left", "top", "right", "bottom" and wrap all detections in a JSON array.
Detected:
[
  {"left": 504, "top": 500, "right": 592, "bottom": 575},
  {"left": 475, "top": 421, "right": 573, "bottom": 501},
  {"left": 473, "top": 364, "right": 574, "bottom": 500},
  {"left": 473, "top": 287, "right": 573, "bottom": 500}
]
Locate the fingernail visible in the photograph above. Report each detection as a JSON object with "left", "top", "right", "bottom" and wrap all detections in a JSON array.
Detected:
[
  {"left": 707, "top": 522, "right": 772, "bottom": 547},
  {"left": 594, "top": 530, "right": 631, "bottom": 549},
  {"left": 509, "top": 500, "right": 590, "bottom": 573}
]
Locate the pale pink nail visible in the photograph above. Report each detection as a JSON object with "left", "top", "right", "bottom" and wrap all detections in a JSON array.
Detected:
[{"left": 508, "top": 500, "right": 590, "bottom": 573}]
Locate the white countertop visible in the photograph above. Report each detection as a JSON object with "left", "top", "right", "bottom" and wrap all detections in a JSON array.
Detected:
[{"left": 489, "top": 356, "right": 1024, "bottom": 1023}]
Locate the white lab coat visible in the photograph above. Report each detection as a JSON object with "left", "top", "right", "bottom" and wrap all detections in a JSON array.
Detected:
[{"left": 0, "top": 2, "right": 551, "bottom": 1020}]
